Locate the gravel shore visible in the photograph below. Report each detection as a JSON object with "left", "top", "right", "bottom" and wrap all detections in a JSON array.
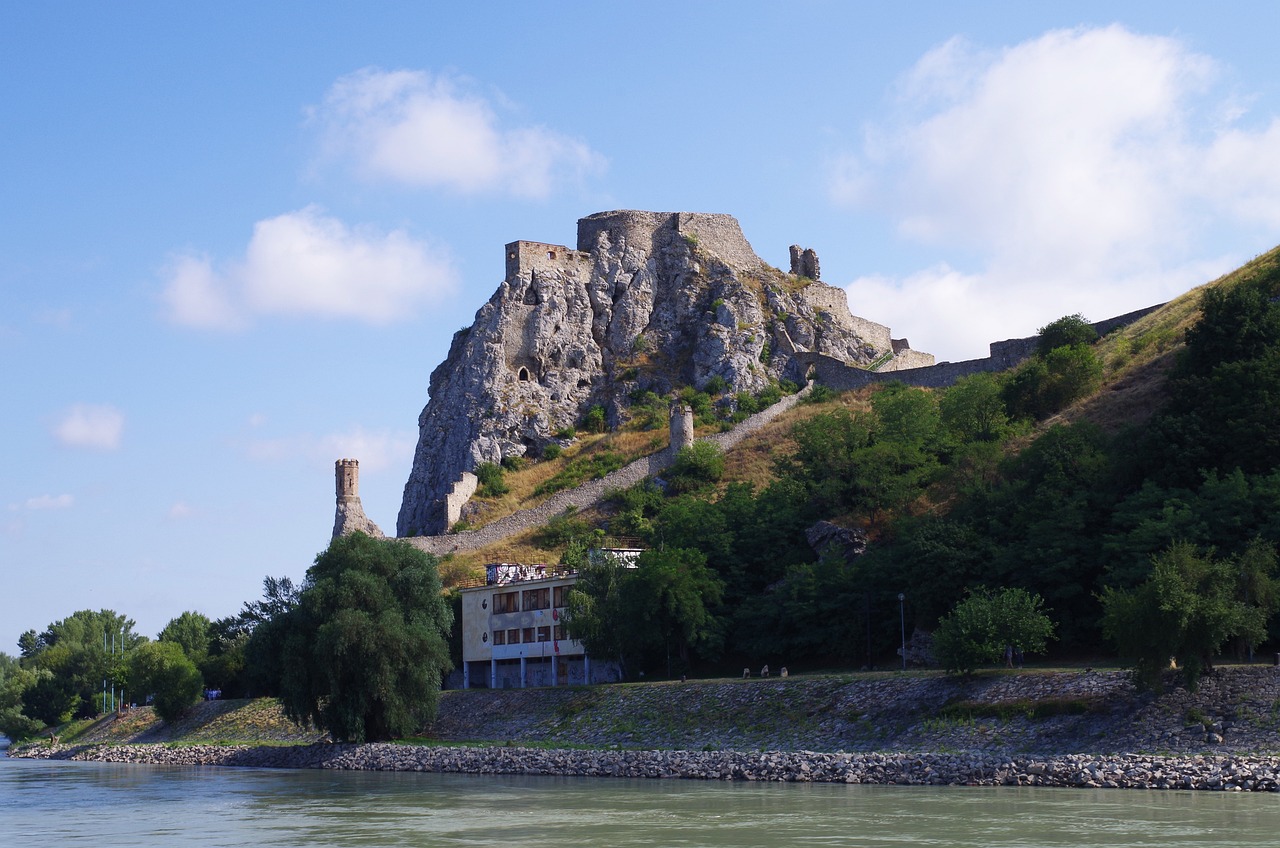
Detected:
[
  {"left": 11, "top": 666, "right": 1280, "bottom": 790},
  {"left": 12, "top": 742, "right": 1280, "bottom": 791}
]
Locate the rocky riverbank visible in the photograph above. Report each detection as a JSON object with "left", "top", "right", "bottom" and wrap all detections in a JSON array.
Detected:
[
  {"left": 10, "top": 666, "right": 1280, "bottom": 790},
  {"left": 12, "top": 741, "right": 1280, "bottom": 791}
]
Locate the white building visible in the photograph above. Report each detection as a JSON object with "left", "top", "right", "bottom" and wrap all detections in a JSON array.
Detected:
[{"left": 458, "top": 550, "right": 640, "bottom": 689}]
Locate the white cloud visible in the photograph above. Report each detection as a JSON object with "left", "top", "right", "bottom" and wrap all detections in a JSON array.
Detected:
[
  {"left": 54, "top": 404, "right": 123, "bottom": 450},
  {"left": 832, "top": 25, "right": 1280, "bottom": 360},
  {"left": 245, "top": 426, "right": 415, "bottom": 473},
  {"left": 161, "top": 206, "right": 457, "bottom": 329},
  {"left": 167, "top": 501, "right": 193, "bottom": 519},
  {"left": 311, "top": 68, "right": 606, "bottom": 198},
  {"left": 22, "top": 494, "right": 74, "bottom": 510}
]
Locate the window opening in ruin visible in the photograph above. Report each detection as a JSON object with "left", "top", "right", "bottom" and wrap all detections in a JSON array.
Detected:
[
  {"left": 547, "top": 250, "right": 556, "bottom": 259},
  {"left": 518, "top": 367, "right": 530, "bottom": 382}
]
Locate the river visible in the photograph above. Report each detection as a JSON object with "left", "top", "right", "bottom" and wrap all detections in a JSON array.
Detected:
[{"left": 2, "top": 754, "right": 1276, "bottom": 846}]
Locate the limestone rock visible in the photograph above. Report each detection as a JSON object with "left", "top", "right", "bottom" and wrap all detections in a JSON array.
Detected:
[
  {"left": 398, "top": 211, "right": 928, "bottom": 537},
  {"left": 805, "top": 521, "right": 868, "bottom": 563}
]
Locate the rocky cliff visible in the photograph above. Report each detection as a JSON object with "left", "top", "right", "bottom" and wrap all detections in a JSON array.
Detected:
[{"left": 397, "top": 210, "right": 930, "bottom": 537}]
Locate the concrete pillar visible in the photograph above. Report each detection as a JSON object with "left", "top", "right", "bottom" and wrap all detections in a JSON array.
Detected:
[
  {"left": 584, "top": 653, "right": 591, "bottom": 685},
  {"left": 551, "top": 653, "right": 558, "bottom": 686},
  {"left": 520, "top": 656, "right": 527, "bottom": 688},
  {"left": 489, "top": 658, "right": 497, "bottom": 690},
  {"left": 463, "top": 661, "right": 470, "bottom": 690}
]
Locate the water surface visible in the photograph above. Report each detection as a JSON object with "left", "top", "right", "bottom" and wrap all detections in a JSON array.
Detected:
[{"left": 2, "top": 755, "right": 1273, "bottom": 847}]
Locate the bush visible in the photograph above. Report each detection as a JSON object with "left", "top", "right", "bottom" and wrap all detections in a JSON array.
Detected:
[
  {"left": 542, "top": 443, "right": 562, "bottom": 460},
  {"left": 1037, "top": 313, "right": 1098, "bottom": 355},
  {"left": 501, "top": 455, "right": 525, "bottom": 472},
  {"left": 665, "top": 442, "right": 726, "bottom": 494},
  {"left": 127, "top": 641, "right": 203, "bottom": 722},
  {"left": 933, "top": 588, "right": 1056, "bottom": 676},
  {"left": 583, "top": 405, "right": 608, "bottom": 434},
  {"left": 703, "top": 375, "right": 729, "bottom": 395},
  {"left": 536, "top": 509, "right": 592, "bottom": 548},
  {"left": 474, "top": 462, "right": 509, "bottom": 497}
]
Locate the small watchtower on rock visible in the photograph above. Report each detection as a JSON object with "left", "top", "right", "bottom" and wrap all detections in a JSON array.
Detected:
[
  {"left": 332, "top": 458, "right": 385, "bottom": 539},
  {"left": 669, "top": 404, "right": 695, "bottom": 456}
]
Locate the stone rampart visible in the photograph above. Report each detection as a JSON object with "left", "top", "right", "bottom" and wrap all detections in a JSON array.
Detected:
[
  {"left": 575, "top": 210, "right": 764, "bottom": 272},
  {"left": 404, "top": 384, "right": 811, "bottom": 557},
  {"left": 797, "top": 304, "right": 1164, "bottom": 392}
]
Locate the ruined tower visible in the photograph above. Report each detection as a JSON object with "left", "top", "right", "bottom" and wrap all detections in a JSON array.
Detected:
[
  {"left": 332, "top": 458, "right": 385, "bottom": 539},
  {"left": 669, "top": 404, "right": 695, "bottom": 456}
]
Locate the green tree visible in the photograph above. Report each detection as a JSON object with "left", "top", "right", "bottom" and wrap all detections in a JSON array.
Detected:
[
  {"left": 627, "top": 547, "right": 725, "bottom": 673},
  {"left": 158, "top": 611, "right": 213, "bottom": 669},
  {"left": 933, "top": 588, "right": 1056, "bottom": 675},
  {"left": 276, "top": 533, "right": 453, "bottom": 742},
  {"left": 1099, "top": 541, "right": 1276, "bottom": 691},
  {"left": 126, "top": 641, "right": 203, "bottom": 721},
  {"left": 665, "top": 441, "right": 726, "bottom": 494},
  {"left": 22, "top": 609, "right": 140, "bottom": 719},
  {"left": 474, "top": 462, "right": 509, "bottom": 497},
  {"left": 563, "top": 551, "right": 634, "bottom": 673},
  {"left": 0, "top": 653, "right": 44, "bottom": 740},
  {"left": 940, "top": 372, "right": 1011, "bottom": 443},
  {"left": 1036, "top": 313, "right": 1098, "bottom": 355}
]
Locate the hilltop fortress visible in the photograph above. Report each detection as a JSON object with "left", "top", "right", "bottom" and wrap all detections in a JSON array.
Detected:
[{"left": 332, "top": 210, "right": 1160, "bottom": 550}]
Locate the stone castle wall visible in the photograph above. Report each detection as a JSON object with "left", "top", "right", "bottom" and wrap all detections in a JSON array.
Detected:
[
  {"left": 796, "top": 304, "right": 1164, "bottom": 392},
  {"left": 575, "top": 210, "right": 764, "bottom": 272}
]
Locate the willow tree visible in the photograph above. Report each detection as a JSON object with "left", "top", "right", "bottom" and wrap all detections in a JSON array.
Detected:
[{"left": 277, "top": 533, "right": 453, "bottom": 742}]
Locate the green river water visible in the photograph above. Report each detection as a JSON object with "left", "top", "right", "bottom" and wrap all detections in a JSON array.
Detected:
[{"left": 2, "top": 754, "right": 1275, "bottom": 847}]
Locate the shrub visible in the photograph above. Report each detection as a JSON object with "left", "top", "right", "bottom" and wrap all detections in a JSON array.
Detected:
[
  {"left": 536, "top": 509, "right": 592, "bottom": 548},
  {"left": 583, "top": 405, "right": 608, "bottom": 434},
  {"left": 703, "top": 375, "right": 729, "bottom": 395},
  {"left": 474, "top": 462, "right": 509, "bottom": 497},
  {"left": 542, "top": 443, "right": 562, "bottom": 460},
  {"left": 501, "top": 455, "right": 525, "bottom": 472},
  {"left": 933, "top": 588, "right": 1056, "bottom": 676},
  {"left": 665, "top": 442, "right": 726, "bottom": 494}
]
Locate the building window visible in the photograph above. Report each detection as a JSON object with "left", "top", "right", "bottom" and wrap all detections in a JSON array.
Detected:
[
  {"left": 493, "top": 592, "right": 519, "bottom": 614},
  {"left": 536, "top": 626, "right": 551, "bottom": 642},
  {"left": 522, "top": 588, "right": 550, "bottom": 611},
  {"left": 553, "top": 586, "right": 568, "bottom": 608},
  {"left": 507, "top": 629, "right": 519, "bottom": 644},
  {"left": 492, "top": 630, "right": 506, "bottom": 646},
  {"left": 521, "top": 628, "right": 534, "bottom": 644},
  {"left": 553, "top": 625, "right": 566, "bottom": 640}
]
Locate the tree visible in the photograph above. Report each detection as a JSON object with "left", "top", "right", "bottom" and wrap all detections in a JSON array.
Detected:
[
  {"left": 933, "top": 588, "right": 1056, "bottom": 676},
  {"left": 22, "top": 609, "right": 140, "bottom": 719},
  {"left": 665, "top": 441, "right": 726, "bottom": 494},
  {"left": 0, "top": 653, "right": 43, "bottom": 740},
  {"left": 158, "top": 611, "right": 213, "bottom": 669},
  {"left": 564, "top": 551, "right": 634, "bottom": 673},
  {"left": 1100, "top": 541, "right": 1276, "bottom": 691},
  {"left": 126, "top": 641, "right": 203, "bottom": 721},
  {"left": 627, "top": 547, "right": 725, "bottom": 673},
  {"left": 1037, "top": 313, "right": 1098, "bottom": 355},
  {"left": 940, "top": 372, "right": 1010, "bottom": 443},
  {"left": 275, "top": 533, "right": 453, "bottom": 742}
]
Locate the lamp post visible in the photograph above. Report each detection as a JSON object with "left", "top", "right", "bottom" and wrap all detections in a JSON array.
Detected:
[{"left": 898, "top": 593, "right": 906, "bottom": 671}]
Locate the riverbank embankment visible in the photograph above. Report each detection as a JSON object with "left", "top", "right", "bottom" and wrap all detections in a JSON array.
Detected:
[
  {"left": 10, "top": 666, "right": 1280, "bottom": 789},
  {"left": 12, "top": 741, "right": 1280, "bottom": 791}
]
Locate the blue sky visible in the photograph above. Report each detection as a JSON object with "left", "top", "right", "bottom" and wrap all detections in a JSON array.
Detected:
[{"left": 4, "top": 2, "right": 1280, "bottom": 650}]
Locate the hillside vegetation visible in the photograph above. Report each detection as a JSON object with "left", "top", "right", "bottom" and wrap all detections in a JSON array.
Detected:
[{"left": 459, "top": 244, "right": 1280, "bottom": 687}]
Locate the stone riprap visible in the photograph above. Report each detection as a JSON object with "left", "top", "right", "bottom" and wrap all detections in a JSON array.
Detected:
[
  {"left": 12, "top": 667, "right": 1280, "bottom": 791},
  {"left": 13, "top": 742, "right": 1280, "bottom": 791}
]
